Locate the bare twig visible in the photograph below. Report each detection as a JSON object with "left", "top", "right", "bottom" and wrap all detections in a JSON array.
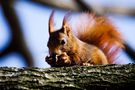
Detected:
[
  {"left": 0, "top": 0, "right": 34, "bottom": 66},
  {"left": 75, "top": 0, "right": 93, "bottom": 12},
  {"left": 124, "top": 43, "right": 135, "bottom": 61}
]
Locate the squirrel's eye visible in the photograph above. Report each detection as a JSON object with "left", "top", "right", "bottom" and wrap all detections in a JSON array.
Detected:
[{"left": 60, "top": 39, "right": 66, "bottom": 45}]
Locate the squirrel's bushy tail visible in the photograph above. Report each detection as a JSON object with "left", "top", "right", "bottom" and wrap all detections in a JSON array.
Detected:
[{"left": 75, "top": 13, "right": 124, "bottom": 64}]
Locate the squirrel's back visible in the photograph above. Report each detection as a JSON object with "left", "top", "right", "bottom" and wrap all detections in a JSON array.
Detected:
[{"left": 74, "top": 13, "right": 124, "bottom": 64}]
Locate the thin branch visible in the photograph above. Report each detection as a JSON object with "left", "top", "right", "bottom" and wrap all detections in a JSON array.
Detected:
[
  {"left": 124, "top": 43, "right": 135, "bottom": 61},
  {"left": 0, "top": 0, "right": 34, "bottom": 66},
  {"left": 30, "top": 0, "right": 135, "bottom": 16},
  {"left": 75, "top": 0, "right": 93, "bottom": 12}
]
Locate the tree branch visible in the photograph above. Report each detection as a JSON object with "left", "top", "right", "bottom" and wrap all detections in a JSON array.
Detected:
[
  {"left": 0, "top": 0, "right": 34, "bottom": 66},
  {"left": 0, "top": 64, "right": 135, "bottom": 89},
  {"left": 124, "top": 43, "right": 135, "bottom": 61}
]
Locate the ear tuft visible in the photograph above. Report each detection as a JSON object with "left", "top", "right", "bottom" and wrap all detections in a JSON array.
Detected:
[
  {"left": 61, "top": 11, "right": 71, "bottom": 36},
  {"left": 63, "top": 11, "right": 71, "bottom": 27},
  {"left": 49, "top": 10, "right": 55, "bottom": 34}
]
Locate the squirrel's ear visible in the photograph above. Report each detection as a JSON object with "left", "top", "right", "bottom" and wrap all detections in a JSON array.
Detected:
[
  {"left": 49, "top": 10, "right": 55, "bottom": 34},
  {"left": 62, "top": 12, "right": 71, "bottom": 36},
  {"left": 62, "top": 25, "right": 70, "bottom": 36}
]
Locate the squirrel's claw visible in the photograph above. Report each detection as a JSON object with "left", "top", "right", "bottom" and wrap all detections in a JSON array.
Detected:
[{"left": 82, "top": 63, "right": 94, "bottom": 66}]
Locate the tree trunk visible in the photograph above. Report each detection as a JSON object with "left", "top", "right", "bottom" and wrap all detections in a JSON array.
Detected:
[{"left": 0, "top": 64, "right": 135, "bottom": 90}]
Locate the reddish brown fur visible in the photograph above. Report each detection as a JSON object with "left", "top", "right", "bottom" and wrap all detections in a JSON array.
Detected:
[{"left": 76, "top": 14, "right": 124, "bottom": 63}]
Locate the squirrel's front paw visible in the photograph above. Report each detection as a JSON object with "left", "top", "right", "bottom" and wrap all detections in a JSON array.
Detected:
[
  {"left": 45, "top": 56, "right": 56, "bottom": 67},
  {"left": 82, "top": 63, "right": 93, "bottom": 66},
  {"left": 45, "top": 53, "right": 71, "bottom": 67}
]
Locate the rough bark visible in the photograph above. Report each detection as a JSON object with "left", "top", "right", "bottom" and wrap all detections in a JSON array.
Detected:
[{"left": 0, "top": 64, "right": 135, "bottom": 90}]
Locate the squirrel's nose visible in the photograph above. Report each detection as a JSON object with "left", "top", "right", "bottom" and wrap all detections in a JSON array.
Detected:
[
  {"left": 49, "top": 49, "right": 62, "bottom": 56},
  {"left": 51, "top": 51, "right": 60, "bottom": 56}
]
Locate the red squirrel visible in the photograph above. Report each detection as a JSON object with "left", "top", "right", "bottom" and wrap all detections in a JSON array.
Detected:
[{"left": 45, "top": 11, "right": 124, "bottom": 67}]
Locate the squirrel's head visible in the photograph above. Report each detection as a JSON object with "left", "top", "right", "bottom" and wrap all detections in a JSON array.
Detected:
[{"left": 47, "top": 11, "right": 73, "bottom": 56}]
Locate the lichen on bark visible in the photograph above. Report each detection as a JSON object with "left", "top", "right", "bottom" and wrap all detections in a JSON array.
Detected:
[{"left": 0, "top": 64, "right": 135, "bottom": 90}]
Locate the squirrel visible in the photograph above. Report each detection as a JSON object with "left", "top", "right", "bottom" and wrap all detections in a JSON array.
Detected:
[{"left": 45, "top": 11, "right": 124, "bottom": 67}]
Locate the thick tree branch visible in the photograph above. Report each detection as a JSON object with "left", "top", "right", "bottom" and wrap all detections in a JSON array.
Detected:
[{"left": 0, "top": 64, "right": 135, "bottom": 90}]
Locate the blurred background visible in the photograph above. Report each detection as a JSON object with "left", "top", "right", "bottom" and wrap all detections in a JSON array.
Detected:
[{"left": 0, "top": 0, "right": 135, "bottom": 68}]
